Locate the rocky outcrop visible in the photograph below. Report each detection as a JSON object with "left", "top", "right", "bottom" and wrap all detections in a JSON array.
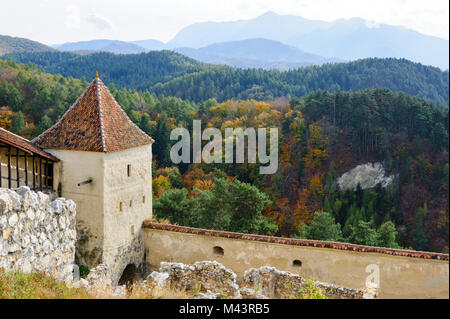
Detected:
[
  {"left": 146, "top": 261, "right": 377, "bottom": 299},
  {"left": 71, "top": 263, "right": 126, "bottom": 298},
  {"left": 242, "top": 266, "right": 377, "bottom": 299},
  {"left": 147, "top": 261, "right": 240, "bottom": 298},
  {"left": 337, "top": 162, "right": 396, "bottom": 191},
  {"left": 0, "top": 187, "right": 76, "bottom": 282}
]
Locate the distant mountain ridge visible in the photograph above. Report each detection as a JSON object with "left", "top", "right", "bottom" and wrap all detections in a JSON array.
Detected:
[
  {"left": 50, "top": 37, "right": 343, "bottom": 70},
  {"left": 47, "top": 12, "right": 449, "bottom": 70},
  {"left": 175, "top": 38, "right": 342, "bottom": 70},
  {"left": 53, "top": 39, "right": 148, "bottom": 54},
  {"left": 0, "top": 34, "right": 56, "bottom": 56},
  {"left": 168, "top": 12, "right": 449, "bottom": 70}
]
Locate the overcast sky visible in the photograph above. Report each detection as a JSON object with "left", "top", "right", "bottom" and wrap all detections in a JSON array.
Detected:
[{"left": 0, "top": 0, "right": 448, "bottom": 45}]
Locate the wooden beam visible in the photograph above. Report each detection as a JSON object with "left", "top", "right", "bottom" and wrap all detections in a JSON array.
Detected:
[
  {"left": 8, "top": 146, "right": 11, "bottom": 188},
  {"left": 32, "top": 155, "right": 36, "bottom": 190},
  {"left": 25, "top": 152, "right": 28, "bottom": 186},
  {"left": 16, "top": 148, "right": 19, "bottom": 188},
  {"left": 8, "top": 154, "right": 28, "bottom": 158},
  {"left": 0, "top": 151, "right": 2, "bottom": 188},
  {"left": 39, "top": 157, "right": 42, "bottom": 191},
  {"left": 1, "top": 176, "right": 19, "bottom": 182},
  {"left": 44, "top": 158, "right": 48, "bottom": 190}
]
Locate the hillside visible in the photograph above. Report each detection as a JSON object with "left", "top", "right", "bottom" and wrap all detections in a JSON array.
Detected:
[
  {"left": 54, "top": 39, "right": 148, "bottom": 54},
  {"left": 4, "top": 51, "right": 448, "bottom": 106},
  {"left": 0, "top": 34, "right": 56, "bottom": 56},
  {"left": 1, "top": 59, "right": 449, "bottom": 253},
  {"left": 175, "top": 38, "right": 341, "bottom": 70},
  {"left": 168, "top": 11, "right": 449, "bottom": 70},
  {"left": 153, "top": 57, "right": 449, "bottom": 106},
  {"left": 128, "top": 39, "right": 167, "bottom": 51},
  {"left": 3, "top": 50, "right": 209, "bottom": 90}
]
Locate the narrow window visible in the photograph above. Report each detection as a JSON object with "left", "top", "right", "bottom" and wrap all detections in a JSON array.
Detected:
[
  {"left": 213, "top": 246, "right": 224, "bottom": 257},
  {"left": 127, "top": 164, "right": 131, "bottom": 177},
  {"left": 131, "top": 225, "right": 135, "bottom": 236},
  {"left": 142, "top": 195, "right": 146, "bottom": 204},
  {"left": 293, "top": 260, "right": 302, "bottom": 267},
  {"left": 129, "top": 200, "right": 133, "bottom": 207},
  {"left": 120, "top": 202, "right": 123, "bottom": 212}
]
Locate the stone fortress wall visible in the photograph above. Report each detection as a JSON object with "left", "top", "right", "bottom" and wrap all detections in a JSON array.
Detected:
[
  {"left": 0, "top": 186, "right": 448, "bottom": 299},
  {"left": 0, "top": 187, "right": 76, "bottom": 282},
  {"left": 142, "top": 222, "right": 449, "bottom": 299}
]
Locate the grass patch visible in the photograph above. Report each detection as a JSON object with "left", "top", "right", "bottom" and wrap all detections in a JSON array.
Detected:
[{"left": 0, "top": 268, "right": 90, "bottom": 299}]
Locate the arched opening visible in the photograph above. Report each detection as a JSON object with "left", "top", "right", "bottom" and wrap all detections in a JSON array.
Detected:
[
  {"left": 118, "top": 264, "right": 138, "bottom": 287},
  {"left": 213, "top": 246, "right": 224, "bottom": 257},
  {"left": 293, "top": 260, "right": 302, "bottom": 267}
]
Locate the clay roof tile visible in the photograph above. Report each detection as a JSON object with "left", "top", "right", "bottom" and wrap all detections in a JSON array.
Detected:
[{"left": 32, "top": 76, "right": 154, "bottom": 153}]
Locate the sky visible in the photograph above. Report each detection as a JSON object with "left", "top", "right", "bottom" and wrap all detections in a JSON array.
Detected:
[{"left": 0, "top": 0, "right": 448, "bottom": 45}]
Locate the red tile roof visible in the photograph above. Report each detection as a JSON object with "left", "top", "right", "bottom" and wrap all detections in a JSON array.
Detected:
[
  {"left": 142, "top": 222, "right": 450, "bottom": 261},
  {"left": 32, "top": 76, "right": 154, "bottom": 153},
  {"left": 0, "top": 127, "right": 59, "bottom": 161}
]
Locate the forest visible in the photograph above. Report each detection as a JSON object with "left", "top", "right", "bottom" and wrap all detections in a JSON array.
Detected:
[
  {"left": 4, "top": 51, "right": 449, "bottom": 106},
  {"left": 0, "top": 58, "right": 448, "bottom": 253}
]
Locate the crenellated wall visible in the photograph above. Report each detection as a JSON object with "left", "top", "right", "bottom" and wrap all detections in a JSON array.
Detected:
[
  {"left": 0, "top": 187, "right": 77, "bottom": 282},
  {"left": 142, "top": 222, "right": 449, "bottom": 299}
]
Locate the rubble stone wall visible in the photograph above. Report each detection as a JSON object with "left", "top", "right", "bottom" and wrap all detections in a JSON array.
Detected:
[
  {"left": 146, "top": 261, "right": 376, "bottom": 299},
  {"left": 0, "top": 187, "right": 76, "bottom": 282}
]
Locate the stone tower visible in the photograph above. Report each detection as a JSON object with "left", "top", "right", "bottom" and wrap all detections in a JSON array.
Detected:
[{"left": 32, "top": 75, "right": 154, "bottom": 284}]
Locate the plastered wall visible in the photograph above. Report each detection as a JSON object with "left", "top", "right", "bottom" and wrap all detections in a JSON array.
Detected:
[
  {"left": 143, "top": 225, "right": 449, "bottom": 299},
  {"left": 102, "top": 144, "right": 152, "bottom": 284},
  {"left": 45, "top": 149, "right": 105, "bottom": 268}
]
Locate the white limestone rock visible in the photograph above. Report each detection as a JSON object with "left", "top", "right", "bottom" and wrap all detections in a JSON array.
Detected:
[
  {"left": 337, "top": 162, "right": 396, "bottom": 191},
  {"left": 0, "top": 188, "right": 76, "bottom": 282}
]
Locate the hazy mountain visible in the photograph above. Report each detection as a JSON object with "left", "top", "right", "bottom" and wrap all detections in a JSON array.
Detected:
[
  {"left": 54, "top": 39, "right": 148, "bottom": 54},
  {"left": 168, "top": 11, "right": 449, "bottom": 70},
  {"left": 168, "top": 11, "right": 329, "bottom": 48},
  {"left": 129, "top": 39, "right": 166, "bottom": 51},
  {"left": 0, "top": 34, "right": 56, "bottom": 56},
  {"left": 285, "top": 18, "right": 449, "bottom": 70},
  {"left": 175, "top": 38, "right": 342, "bottom": 70}
]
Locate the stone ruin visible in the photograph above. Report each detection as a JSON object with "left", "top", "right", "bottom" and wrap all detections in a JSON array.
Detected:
[
  {"left": 0, "top": 186, "right": 378, "bottom": 299},
  {"left": 143, "top": 261, "right": 377, "bottom": 299}
]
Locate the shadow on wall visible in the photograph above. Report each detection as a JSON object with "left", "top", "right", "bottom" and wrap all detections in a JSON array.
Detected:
[{"left": 118, "top": 264, "right": 138, "bottom": 287}]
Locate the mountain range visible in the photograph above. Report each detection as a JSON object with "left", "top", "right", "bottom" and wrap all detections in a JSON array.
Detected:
[
  {"left": 52, "top": 37, "right": 337, "bottom": 70},
  {"left": 167, "top": 12, "right": 449, "bottom": 70},
  {"left": 45, "top": 12, "right": 448, "bottom": 70},
  {"left": 174, "top": 39, "right": 343, "bottom": 70}
]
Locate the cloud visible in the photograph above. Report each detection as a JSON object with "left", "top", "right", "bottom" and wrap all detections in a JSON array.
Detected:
[
  {"left": 65, "top": 5, "right": 81, "bottom": 30},
  {"left": 85, "top": 14, "right": 113, "bottom": 30}
]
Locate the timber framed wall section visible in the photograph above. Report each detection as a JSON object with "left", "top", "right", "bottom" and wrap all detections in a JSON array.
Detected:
[{"left": 0, "top": 142, "right": 55, "bottom": 191}]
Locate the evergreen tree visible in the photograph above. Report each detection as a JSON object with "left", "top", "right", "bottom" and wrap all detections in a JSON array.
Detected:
[
  {"left": 37, "top": 115, "right": 52, "bottom": 134},
  {"left": 139, "top": 113, "right": 151, "bottom": 135},
  {"left": 430, "top": 123, "right": 449, "bottom": 151},
  {"left": 377, "top": 221, "right": 400, "bottom": 248},
  {"left": 348, "top": 220, "right": 379, "bottom": 246},
  {"left": 11, "top": 111, "right": 25, "bottom": 134},
  {"left": 151, "top": 115, "right": 171, "bottom": 167},
  {"left": 300, "top": 211, "right": 343, "bottom": 242},
  {"left": 153, "top": 188, "right": 196, "bottom": 226},
  {"left": 412, "top": 204, "right": 429, "bottom": 251}
]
